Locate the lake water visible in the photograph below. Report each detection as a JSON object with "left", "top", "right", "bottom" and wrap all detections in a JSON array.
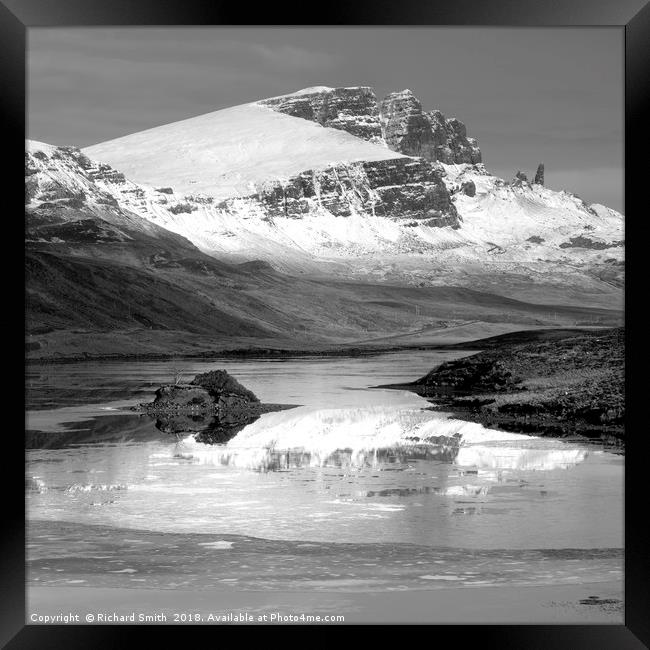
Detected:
[{"left": 25, "top": 352, "right": 624, "bottom": 622}]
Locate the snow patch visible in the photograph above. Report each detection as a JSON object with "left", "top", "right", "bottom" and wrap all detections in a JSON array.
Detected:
[{"left": 84, "top": 103, "right": 403, "bottom": 199}]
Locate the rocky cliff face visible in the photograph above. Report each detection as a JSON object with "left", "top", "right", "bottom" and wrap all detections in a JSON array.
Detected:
[
  {"left": 378, "top": 90, "right": 437, "bottom": 159},
  {"left": 26, "top": 144, "right": 133, "bottom": 212},
  {"left": 379, "top": 90, "right": 481, "bottom": 164},
  {"left": 427, "top": 112, "right": 482, "bottom": 165},
  {"left": 218, "top": 157, "right": 459, "bottom": 228},
  {"left": 26, "top": 144, "right": 131, "bottom": 244},
  {"left": 241, "top": 88, "right": 465, "bottom": 227},
  {"left": 259, "top": 87, "right": 383, "bottom": 142},
  {"left": 260, "top": 86, "right": 482, "bottom": 165}
]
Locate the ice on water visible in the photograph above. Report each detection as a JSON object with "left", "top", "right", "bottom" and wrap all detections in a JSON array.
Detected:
[{"left": 173, "top": 404, "right": 587, "bottom": 473}]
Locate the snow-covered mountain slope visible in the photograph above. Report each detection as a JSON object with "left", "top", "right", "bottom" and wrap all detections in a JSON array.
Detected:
[
  {"left": 47, "top": 85, "right": 621, "bottom": 308},
  {"left": 73, "top": 138, "right": 625, "bottom": 292},
  {"left": 25, "top": 139, "right": 201, "bottom": 250},
  {"left": 441, "top": 163, "right": 623, "bottom": 261},
  {"left": 79, "top": 89, "right": 622, "bottom": 262},
  {"left": 27, "top": 145, "right": 458, "bottom": 272},
  {"left": 83, "top": 102, "right": 403, "bottom": 199}
]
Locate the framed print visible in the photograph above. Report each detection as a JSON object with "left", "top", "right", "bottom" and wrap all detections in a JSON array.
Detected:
[{"left": 4, "top": 0, "right": 649, "bottom": 646}]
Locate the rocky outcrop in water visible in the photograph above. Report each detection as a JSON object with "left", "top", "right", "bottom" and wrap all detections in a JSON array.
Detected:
[
  {"left": 534, "top": 163, "right": 545, "bottom": 186},
  {"left": 379, "top": 90, "right": 482, "bottom": 164},
  {"left": 143, "top": 370, "right": 260, "bottom": 414},
  {"left": 259, "top": 87, "right": 383, "bottom": 142},
  {"left": 139, "top": 370, "right": 295, "bottom": 442},
  {"left": 218, "top": 157, "right": 459, "bottom": 227}
]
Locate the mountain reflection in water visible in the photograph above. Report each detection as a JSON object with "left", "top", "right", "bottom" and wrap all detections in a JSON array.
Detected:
[{"left": 170, "top": 405, "right": 588, "bottom": 474}]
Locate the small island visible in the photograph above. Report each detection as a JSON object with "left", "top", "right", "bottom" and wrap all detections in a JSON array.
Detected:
[{"left": 136, "top": 369, "right": 297, "bottom": 443}]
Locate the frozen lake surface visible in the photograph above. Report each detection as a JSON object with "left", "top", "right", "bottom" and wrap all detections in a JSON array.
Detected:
[{"left": 25, "top": 352, "right": 624, "bottom": 621}]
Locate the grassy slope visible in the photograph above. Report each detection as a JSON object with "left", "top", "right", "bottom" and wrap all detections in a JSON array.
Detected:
[
  {"left": 26, "top": 250, "right": 271, "bottom": 337},
  {"left": 26, "top": 245, "right": 623, "bottom": 361}
]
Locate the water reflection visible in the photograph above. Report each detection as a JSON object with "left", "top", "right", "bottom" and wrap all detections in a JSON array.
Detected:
[
  {"left": 25, "top": 414, "right": 161, "bottom": 449},
  {"left": 25, "top": 353, "right": 622, "bottom": 551},
  {"left": 172, "top": 405, "right": 589, "bottom": 475},
  {"left": 153, "top": 412, "right": 261, "bottom": 445},
  {"left": 180, "top": 443, "right": 462, "bottom": 473},
  {"left": 455, "top": 443, "right": 589, "bottom": 471}
]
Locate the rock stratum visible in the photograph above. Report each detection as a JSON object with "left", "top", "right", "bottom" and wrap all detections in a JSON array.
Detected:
[
  {"left": 221, "top": 157, "right": 458, "bottom": 228},
  {"left": 259, "top": 86, "right": 384, "bottom": 142}
]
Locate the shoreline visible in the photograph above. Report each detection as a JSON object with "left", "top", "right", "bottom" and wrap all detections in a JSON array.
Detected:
[
  {"left": 427, "top": 399, "right": 624, "bottom": 453},
  {"left": 27, "top": 580, "right": 624, "bottom": 624},
  {"left": 26, "top": 327, "right": 625, "bottom": 450},
  {"left": 25, "top": 326, "right": 610, "bottom": 365},
  {"left": 380, "top": 327, "right": 624, "bottom": 449},
  {"left": 26, "top": 343, "right": 475, "bottom": 365},
  {"left": 372, "top": 385, "right": 626, "bottom": 452}
]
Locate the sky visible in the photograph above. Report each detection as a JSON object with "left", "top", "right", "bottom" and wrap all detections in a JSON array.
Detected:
[{"left": 28, "top": 27, "right": 624, "bottom": 212}]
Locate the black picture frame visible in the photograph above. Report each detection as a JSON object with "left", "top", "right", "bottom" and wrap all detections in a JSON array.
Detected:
[{"left": 5, "top": 0, "right": 648, "bottom": 646}]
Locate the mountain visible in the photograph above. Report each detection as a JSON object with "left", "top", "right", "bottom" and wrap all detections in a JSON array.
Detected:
[
  {"left": 26, "top": 86, "right": 624, "bottom": 358},
  {"left": 25, "top": 139, "right": 621, "bottom": 359},
  {"left": 83, "top": 86, "right": 623, "bottom": 309}
]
